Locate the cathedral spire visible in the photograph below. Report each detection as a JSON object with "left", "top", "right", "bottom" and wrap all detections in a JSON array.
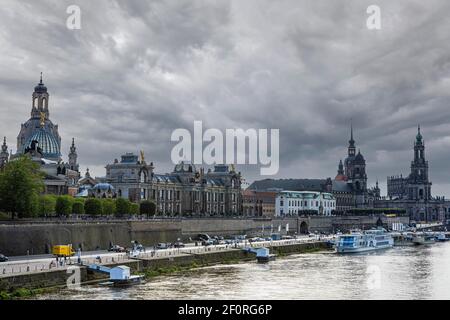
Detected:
[
  {"left": 348, "top": 120, "right": 356, "bottom": 156},
  {"left": 416, "top": 124, "right": 423, "bottom": 143},
  {"left": 68, "top": 137, "right": 78, "bottom": 171},
  {"left": 350, "top": 119, "right": 354, "bottom": 143},
  {"left": 338, "top": 159, "right": 344, "bottom": 175}
]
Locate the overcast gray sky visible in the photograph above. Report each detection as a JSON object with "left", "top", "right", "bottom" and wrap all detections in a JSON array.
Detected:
[{"left": 1, "top": 0, "right": 450, "bottom": 196}]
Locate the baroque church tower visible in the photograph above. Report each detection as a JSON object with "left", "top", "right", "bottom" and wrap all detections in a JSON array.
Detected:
[
  {"left": 344, "top": 123, "right": 367, "bottom": 193},
  {"left": 407, "top": 125, "right": 432, "bottom": 200},
  {"left": 15, "top": 74, "right": 62, "bottom": 162},
  {"left": 342, "top": 123, "right": 368, "bottom": 207},
  {"left": 68, "top": 138, "right": 79, "bottom": 171}
]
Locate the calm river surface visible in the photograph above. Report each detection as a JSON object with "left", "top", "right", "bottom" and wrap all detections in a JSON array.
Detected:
[{"left": 36, "top": 242, "right": 450, "bottom": 300}]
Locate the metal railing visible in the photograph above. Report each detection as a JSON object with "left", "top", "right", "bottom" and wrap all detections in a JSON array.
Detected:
[{"left": 0, "top": 237, "right": 332, "bottom": 277}]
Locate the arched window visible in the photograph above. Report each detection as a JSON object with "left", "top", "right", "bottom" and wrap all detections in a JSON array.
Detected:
[{"left": 140, "top": 171, "right": 146, "bottom": 183}]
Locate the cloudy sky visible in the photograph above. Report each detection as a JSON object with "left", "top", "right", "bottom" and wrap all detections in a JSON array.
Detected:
[{"left": 1, "top": 0, "right": 450, "bottom": 196}]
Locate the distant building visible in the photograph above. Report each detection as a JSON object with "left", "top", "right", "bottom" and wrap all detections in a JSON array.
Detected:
[
  {"left": 376, "top": 126, "right": 450, "bottom": 222},
  {"left": 242, "top": 190, "right": 277, "bottom": 217},
  {"left": 1, "top": 75, "right": 80, "bottom": 195},
  {"left": 247, "top": 124, "right": 386, "bottom": 214},
  {"left": 333, "top": 123, "right": 380, "bottom": 208},
  {"left": 248, "top": 178, "right": 353, "bottom": 213},
  {"left": 104, "top": 153, "right": 242, "bottom": 216},
  {"left": 275, "top": 191, "right": 336, "bottom": 216}
]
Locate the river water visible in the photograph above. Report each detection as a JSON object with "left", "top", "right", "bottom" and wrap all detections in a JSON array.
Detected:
[{"left": 36, "top": 242, "right": 450, "bottom": 300}]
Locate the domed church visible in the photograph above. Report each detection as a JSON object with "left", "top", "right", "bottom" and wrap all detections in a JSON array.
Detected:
[{"left": 2, "top": 74, "right": 81, "bottom": 195}]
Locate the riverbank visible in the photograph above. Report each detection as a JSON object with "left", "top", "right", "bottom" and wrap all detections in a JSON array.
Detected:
[
  {"left": 0, "top": 215, "right": 409, "bottom": 256},
  {"left": 34, "top": 243, "right": 450, "bottom": 300},
  {"left": 0, "top": 240, "right": 330, "bottom": 299}
]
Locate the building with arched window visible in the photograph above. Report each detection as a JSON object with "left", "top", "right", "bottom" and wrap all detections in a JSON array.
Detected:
[
  {"left": 376, "top": 126, "right": 450, "bottom": 222},
  {"left": 1, "top": 75, "right": 80, "bottom": 195},
  {"left": 102, "top": 154, "right": 242, "bottom": 216}
]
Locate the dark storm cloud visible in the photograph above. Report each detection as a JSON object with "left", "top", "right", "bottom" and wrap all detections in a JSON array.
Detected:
[{"left": 1, "top": 0, "right": 450, "bottom": 195}]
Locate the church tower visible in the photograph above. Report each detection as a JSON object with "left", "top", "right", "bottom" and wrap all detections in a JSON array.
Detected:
[
  {"left": 407, "top": 125, "right": 432, "bottom": 200},
  {"left": 31, "top": 73, "right": 50, "bottom": 119},
  {"left": 15, "top": 74, "right": 61, "bottom": 161},
  {"left": 343, "top": 122, "right": 368, "bottom": 207},
  {"left": 344, "top": 122, "right": 356, "bottom": 178},
  {"left": 68, "top": 138, "right": 79, "bottom": 171},
  {"left": 335, "top": 159, "right": 347, "bottom": 181},
  {"left": 0, "top": 137, "right": 9, "bottom": 168}
]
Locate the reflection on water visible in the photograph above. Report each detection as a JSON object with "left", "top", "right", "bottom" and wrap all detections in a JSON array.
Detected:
[{"left": 37, "top": 242, "right": 450, "bottom": 300}]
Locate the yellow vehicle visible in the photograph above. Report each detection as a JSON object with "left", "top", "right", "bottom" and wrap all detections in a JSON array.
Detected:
[{"left": 52, "top": 245, "right": 75, "bottom": 257}]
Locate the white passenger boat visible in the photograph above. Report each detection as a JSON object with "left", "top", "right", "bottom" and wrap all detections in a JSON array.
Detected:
[{"left": 335, "top": 229, "right": 394, "bottom": 253}]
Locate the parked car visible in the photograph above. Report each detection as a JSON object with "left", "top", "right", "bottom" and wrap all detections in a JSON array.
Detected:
[
  {"left": 196, "top": 233, "right": 211, "bottom": 241},
  {"left": 108, "top": 245, "right": 126, "bottom": 252},
  {"left": 173, "top": 241, "right": 185, "bottom": 248},
  {"left": 135, "top": 244, "right": 144, "bottom": 251},
  {"left": 202, "top": 239, "right": 214, "bottom": 246},
  {"left": 0, "top": 254, "right": 9, "bottom": 262},
  {"left": 156, "top": 243, "right": 169, "bottom": 250}
]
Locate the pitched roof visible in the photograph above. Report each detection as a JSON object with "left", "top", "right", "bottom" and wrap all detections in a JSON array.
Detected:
[{"left": 247, "top": 179, "right": 327, "bottom": 192}]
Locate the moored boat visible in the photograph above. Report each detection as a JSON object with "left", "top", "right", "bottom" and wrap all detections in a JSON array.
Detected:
[
  {"left": 335, "top": 228, "right": 394, "bottom": 253},
  {"left": 435, "top": 233, "right": 449, "bottom": 242},
  {"left": 256, "top": 254, "right": 277, "bottom": 263},
  {"left": 393, "top": 232, "right": 415, "bottom": 246},
  {"left": 412, "top": 233, "right": 435, "bottom": 245}
]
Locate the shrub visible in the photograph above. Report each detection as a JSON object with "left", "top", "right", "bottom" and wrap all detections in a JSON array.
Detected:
[
  {"left": 39, "top": 195, "right": 57, "bottom": 216},
  {"left": 140, "top": 200, "right": 156, "bottom": 216},
  {"left": 84, "top": 198, "right": 102, "bottom": 216},
  {"left": 55, "top": 196, "right": 73, "bottom": 216},
  {"left": 72, "top": 201, "right": 85, "bottom": 215},
  {"left": 129, "top": 203, "right": 139, "bottom": 215},
  {"left": 101, "top": 199, "right": 116, "bottom": 216},
  {"left": 115, "top": 198, "right": 130, "bottom": 216}
]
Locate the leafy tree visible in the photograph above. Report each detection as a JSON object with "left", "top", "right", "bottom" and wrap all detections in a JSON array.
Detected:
[
  {"left": 129, "top": 203, "right": 139, "bottom": 215},
  {"left": 101, "top": 199, "right": 116, "bottom": 216},
  {"left": 55, "top": 196, "right": 73, "bottom": 216},
  {"left": 39, "top": 195, "right": 57, "bottom": 216},
  {"left": 72, "top": 201, "right": 85, "bottom": 215},
  {"left": 140, "top": 200, "right": 156, "bottom": 217},
  {"left": 115, "top": 198, "right": 130, "bottom": 216},
  {"left": 0, "top": 156, "right": 44, "bottom": 219},
  {"left": 29, "top": 193, "right": 40, "bottom": 218},
  {"left": 84, "top": 198, "right": 102, "bottom": 216}
]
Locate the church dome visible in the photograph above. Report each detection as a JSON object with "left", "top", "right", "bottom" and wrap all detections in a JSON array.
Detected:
[
  {"left": 26, "top": 128, "right": 60, "bottom": 158},
  {"left": 335, "top": 174, "right": 348, "bottom": 181},
  {"left": 34, "top": 81, "right": 47, "bottom": 94},
  {"left": 355, "top": 151, "right": 365, "bottom": 163},
  {"left": 92, "top": 183, "right": 115, "bottom": 191}
]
